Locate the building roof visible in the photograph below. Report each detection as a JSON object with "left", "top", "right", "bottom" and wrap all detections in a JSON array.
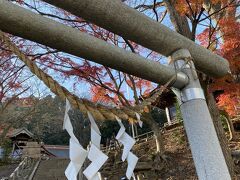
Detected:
[
  {"left": 44, "top": 145, "right": 69, "bottom": 150},
  {"left": 8, "top": 127, "right": 34, "bottom": 138},
  {"left": 43, "top": 145, "right": 69, "bottom": 158},
  {"left": 141, "top": 87, "right": 176, "bottom": 109}
]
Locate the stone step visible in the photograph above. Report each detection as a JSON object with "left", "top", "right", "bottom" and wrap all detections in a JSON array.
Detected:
[
  {"left": 34, "top": 176, "right": 66, "bottom": 180},
  {"left": 33, "top": 159, "right": 69, "bottom": 180}
]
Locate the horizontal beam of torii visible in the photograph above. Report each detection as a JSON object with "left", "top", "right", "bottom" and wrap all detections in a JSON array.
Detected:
[
  {"left": 41, "top": 0, "right": 230, "bottom": 78},
  {"left": 0, "top": 28, "right": 172, "bottom": 123},
  {"left": 0, "top": 0, "right": 187, "bottom": 89}
]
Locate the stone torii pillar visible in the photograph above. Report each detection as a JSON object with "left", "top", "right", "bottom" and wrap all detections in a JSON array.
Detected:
[{"left": 170, "top": 49, "right": 231, "bottom": 180}]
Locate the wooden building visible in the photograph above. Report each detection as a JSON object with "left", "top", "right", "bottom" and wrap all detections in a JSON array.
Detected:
[{"left": 8, "top": 127, "right": 36, "bottom": 158}]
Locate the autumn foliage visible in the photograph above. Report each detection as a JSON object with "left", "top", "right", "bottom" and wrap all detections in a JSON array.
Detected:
[
  {"left": 215, "top": 17, "right": 240, "bottom": 116},
  {"left": 0, "top": 0, "right": 239, "bottom": 117},
  {"left": 0, "top": 38, "right": 25, "bottom": 103},
  {"left": 175, "top": 0, "right": 240, "bottom": 116}
]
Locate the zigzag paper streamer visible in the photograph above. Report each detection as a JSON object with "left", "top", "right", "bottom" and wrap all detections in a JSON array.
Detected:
[
  {"left": 83, "top": 112, "right": 108, "bottom": 180},
  {"left": 88, "top": 111, "right": 101, "bottom": 148},
  {"left": 63, "top": 99, "right": 88, "bottom": 180},
  {"left": 116, "top": 117, "right": 135, "bottom": 161},
  {"left": 115, "top": 116, "right": 139, "bottom": 179},
  {"left": 126, "top": 152, "right": 138, "bottom": 179}
]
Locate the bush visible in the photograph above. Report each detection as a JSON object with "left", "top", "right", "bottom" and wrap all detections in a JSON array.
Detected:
[{"left": 0, "top": 138, "right": 12, "bottom": 165}]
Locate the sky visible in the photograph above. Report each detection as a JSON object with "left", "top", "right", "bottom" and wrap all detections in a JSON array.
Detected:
[{"left": 14, "top": 0, "right": 221, "bottom": 101}]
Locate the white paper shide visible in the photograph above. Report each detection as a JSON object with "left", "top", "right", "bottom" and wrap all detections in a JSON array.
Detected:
[
  {"left": 63, "top": 99, "right": 88, "bottom": 180},
  {"left": 115, "top": 116, "right": 138, "bottom": 179},
  {"left": 83, "top": 112, "right": 108, "bottom": 180}
]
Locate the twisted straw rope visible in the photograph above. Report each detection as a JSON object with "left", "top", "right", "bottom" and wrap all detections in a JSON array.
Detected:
[{"left": 0, "top": 30, "right": 176, "bottom": 121}]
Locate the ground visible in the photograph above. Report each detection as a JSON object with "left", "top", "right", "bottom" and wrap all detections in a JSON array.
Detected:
[
  {"left": 2, "top": 124, "right": 240, "bottom": 179},
  {"left": 102, "top": 125, "right": 198, "bottom": 179},
  {"left": 0, "top": 163, "right": 18, "bottom": 178}
]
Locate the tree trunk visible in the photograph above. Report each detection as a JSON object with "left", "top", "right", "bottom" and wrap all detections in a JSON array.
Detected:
[
  {"left": 206, "top": 92, "right": 237, "bottom": 176},
  {"left": 202, "top": 1, "right": 239, "bottom": 174},
  {"left": 223, "top": 114, "right": 238, "bottom": 141},
  {"left": 164, "top": 1, "right": 236, "bottom": 176},
  {"left": 142, "top": 113, "right": 164, "bottom": 155},
  {"left": 163, "top": 0, "right": 192, "bottom": 39}
]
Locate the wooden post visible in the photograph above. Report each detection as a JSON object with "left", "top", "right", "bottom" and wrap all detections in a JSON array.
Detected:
[{"left": 165, "top": 107, "right": 171, "bottom": 125}]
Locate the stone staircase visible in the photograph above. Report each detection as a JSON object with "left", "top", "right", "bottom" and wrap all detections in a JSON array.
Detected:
[
  {"left": 33, "top": 158, "right": 69, "bottom": 180},
  {"left": 32, "top": 125, "right": 195, "bottom": 179},
  {"left": 8, "top": 157, "right": 38, "bottom": 180},
  {"left": 8, "top": 124, "right": 240, "bottom": 179},
  {"left": 30, "top": 131, "right": 160, "bottom": 179}
]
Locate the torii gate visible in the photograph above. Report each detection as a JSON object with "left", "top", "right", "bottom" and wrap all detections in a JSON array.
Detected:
[{"left": 0, "top": 0, "right": 232, "bottom": 179}]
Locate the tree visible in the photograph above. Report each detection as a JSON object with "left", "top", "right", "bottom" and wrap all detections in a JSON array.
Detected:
[
  {"left": 0, "top": 0, "right": 239, "bottom": 176},
  {"left": 165, "top": 0, "right": 239, "bottom": 176},
  {"left": 1, "top": 0, "right": 167, "bottom": 158},
  {"left": 0, "top": 41, "right": 29, "bottom": 111},
  {"left": 0, "top": 37, "right": 33, "bottom": 143}
]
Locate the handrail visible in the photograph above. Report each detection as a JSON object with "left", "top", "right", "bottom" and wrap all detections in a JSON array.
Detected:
[
  {"left": 9, "top": 157, "right": 28, "bottom": 180},
  {"left": 28, "top": 158, "right": 41, "bottom": 180}
]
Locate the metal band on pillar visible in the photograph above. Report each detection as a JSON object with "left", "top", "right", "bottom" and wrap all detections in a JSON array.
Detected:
[
  {"left": 181, "top": 88, "right": 205, "bottom": 102},
  {"left": 170, "top": 49, "right": 205, "bottom": 103}
]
